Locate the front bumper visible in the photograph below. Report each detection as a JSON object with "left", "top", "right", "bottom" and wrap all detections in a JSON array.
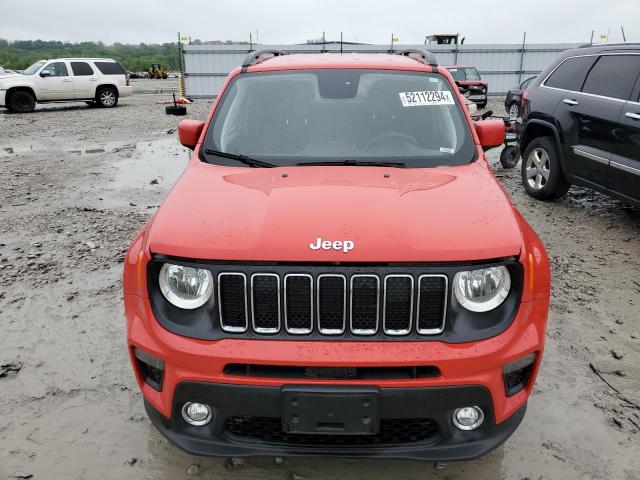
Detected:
[
  {"left": 126, "top": 289, "right": 547, "bottom": 458},
  {"left": 467, "top": 94, "right": 487, "bottom": 104},
  {"left": 118, "top": 85, "right": 134, "bottom": 97},
  {"left": 145, "top": 382, "right": 527, "bottom": 460}
]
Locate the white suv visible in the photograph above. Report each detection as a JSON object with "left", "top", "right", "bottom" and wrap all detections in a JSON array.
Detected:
[{"left": 0, "top": 58, "right": 133, "bottom": 113}]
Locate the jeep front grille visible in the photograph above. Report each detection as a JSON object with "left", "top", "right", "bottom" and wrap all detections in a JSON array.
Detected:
[{"left": 216, "top": 270, "right": 447, "bottom": 337}]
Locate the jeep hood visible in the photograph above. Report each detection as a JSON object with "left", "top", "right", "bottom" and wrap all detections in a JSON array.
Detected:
[{"left": 147, "top": 161, "right": 523, "bottom": 262}]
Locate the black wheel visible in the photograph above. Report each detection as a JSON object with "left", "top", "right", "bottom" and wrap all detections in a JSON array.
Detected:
[
  {"left": 9, "top": 90, "right": 36, "bottom": 113},
  {"left": 500, "top": 145, "right": 520, "bottom": 169},
  {"left": 96, "top": 87, "right": 118, "bottom": 108},
  {"left": 507, "top": 102, "right": 520, "bottom": 119},
  {"left": 521, "top": 136, "right": 570, "bottom": 200}
]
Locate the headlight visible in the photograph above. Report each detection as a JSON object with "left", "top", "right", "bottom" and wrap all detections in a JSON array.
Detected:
[
  {"left": 159, "top": 263, "right": 213, "bottom": 309},
  {"left": 453, "top": 266, "right": 511, "bottom": 312}
]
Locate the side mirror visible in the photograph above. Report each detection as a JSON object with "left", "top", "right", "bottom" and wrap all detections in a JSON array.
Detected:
[
  {"left": 475, "top": 120, "right": 505, "bottom": 151},
  {"left": 178, "top": 119, "right": 205, "bottom": 150},
  {"left": 40, "top": 70, "right": 51, "bottom": 77}
]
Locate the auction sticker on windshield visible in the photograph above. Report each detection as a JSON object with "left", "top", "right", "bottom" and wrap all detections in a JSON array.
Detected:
[{"left": 399, "top": 90, "right": 455, "bottom": 107}]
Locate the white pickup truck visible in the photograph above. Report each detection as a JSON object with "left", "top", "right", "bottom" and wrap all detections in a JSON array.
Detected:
[{"left": 0, "top": 58, "right": 133, "bottom": 113}]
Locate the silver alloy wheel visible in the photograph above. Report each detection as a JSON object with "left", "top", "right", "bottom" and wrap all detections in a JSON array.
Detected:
[
  {"left": 100, "top": 90, "right": 116, "bottom": 107},
  {"left": 508, "top": 103, "right": 519, "bottom": 119},
  {"left": 525, "top": 147, "right": 550, "bottom": 191}
]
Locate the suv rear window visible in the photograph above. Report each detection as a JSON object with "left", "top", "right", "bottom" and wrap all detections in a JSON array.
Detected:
[
  {"left": 448, "top": 67, "right": 481, "bottom": 81},
  {"left": 71, "top": 61, "right": 94, "bottom": 76},
  {"left": 204, "top": 69, "right": 475, "bottom": 168},
  {"left": 544, "top": 56, "right": 596, "bottom": 91},
  {"left": 581, "top": 55, "right": 640, "bottom": 100},
  {"left": 94, "top": 61, "right": 126, "bottom": 75}
]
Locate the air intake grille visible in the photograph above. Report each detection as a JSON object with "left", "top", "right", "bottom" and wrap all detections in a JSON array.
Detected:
[
  {"left": 251, "top": 274, "right": 280, "bottom": 333},
  {"left": 218, "top": 273, "right": 248, "bottom": 332},
  {"left": 350, "top": 275, "right": 380, "bottom": 334},
  {"left": 213, "top": 270, "right": 447, "bottom": 338},
  {"left": 383, "top": 275, "right": 413, "bottom": 335},
  {"left": 284, "top": 274, "right": 313, "bottom": 334},
  {"left": 317, "top": 275, "right": 346, "bottom": 334},
  {"left": 225, "top": 416, "right": 439, "bottom": 446},
  {"left": 417, "top": 275, "right": 448, "bottom": 334}
]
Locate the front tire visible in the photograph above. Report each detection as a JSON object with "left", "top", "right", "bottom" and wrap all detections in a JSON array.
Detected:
[
  {"left": 9, "top": 90, "right": 36, "bottom": 113},
  {"left": 96, "top": 87, "right": 118, "bottom": 108},
  {"left": 521, "top": 136, "right": 570, "bottom": 200}
]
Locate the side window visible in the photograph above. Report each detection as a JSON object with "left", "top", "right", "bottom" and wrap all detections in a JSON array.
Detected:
[
  {"left": 544, "top": 56, "right": 596, "bottom": 91},
  {"left": 581, "top": 55, "right": 640, "bottom": 101},
  {"left": 71, "top": 61, "right": 94, "bottom": 76},
  {"left": 41, "top": 62, "right": 69, "bottom": 77},
  {"left": 94, "top": 61, "right": 126, "bottom": 75}
]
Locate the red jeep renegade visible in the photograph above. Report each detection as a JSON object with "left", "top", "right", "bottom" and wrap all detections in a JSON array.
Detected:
[{"left": 123, "top": 49, "right": 550, "bottom": 460}]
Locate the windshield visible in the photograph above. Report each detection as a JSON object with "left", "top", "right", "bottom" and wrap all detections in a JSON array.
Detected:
[
  {"left": 204, "top": 69, "right": 474, "bottom": 168},
  {"left": 448, "top": 67, "right": 481, "bottom": 81},
  {"left": 22, "top": 61, "right": 46, "bottom": 75}
]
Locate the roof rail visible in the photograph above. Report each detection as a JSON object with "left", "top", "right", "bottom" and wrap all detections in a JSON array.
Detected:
[
  {"left": 242, "top": 49, "right": 288, "bottom": 68},
  {"left": 396, "top": 49, "right": 438, "bottom": 67},
  {"left": 578, "top": 42, "right": 640, "bottom": 48}
]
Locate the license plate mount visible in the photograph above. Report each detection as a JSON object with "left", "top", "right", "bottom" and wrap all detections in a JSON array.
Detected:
[{"left": 282, "top": 386, "right": 380, "bottom": 435}]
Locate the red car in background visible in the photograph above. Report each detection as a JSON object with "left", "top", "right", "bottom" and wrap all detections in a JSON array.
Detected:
[
  {"left": 446, "top": 65, "right": 488, "bottom": 108},
  {"left": 123, "top": 49, "right": 549, "bottom": 460}
]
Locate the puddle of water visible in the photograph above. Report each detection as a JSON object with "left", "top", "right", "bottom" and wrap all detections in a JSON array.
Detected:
[
  {"left": 0, "top": 139, "right": 133, "bottom": 158},
  {"left": 112, "top": 136, "right": 191, "bottom": 190}
]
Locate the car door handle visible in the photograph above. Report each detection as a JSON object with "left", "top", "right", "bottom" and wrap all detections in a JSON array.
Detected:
[
  {"left": 90, "top": 78, "right": 98, "bottom": 81},
  {"left": 62, "top": 78, "right": 72, "bottom": 82},
  {"left": 563, "top": 98, "right": 579, "bottom": 106},
  {"left": 625, "top": 112, "right": 640, "bottom": 121}
]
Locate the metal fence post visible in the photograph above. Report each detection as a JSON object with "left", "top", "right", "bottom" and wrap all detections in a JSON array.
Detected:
[
  {"left": 518, "top": 32, "right": 527, "bottom": 84},
  {"left": 178, "top": 32, "right": 186, "bottom": 97}
]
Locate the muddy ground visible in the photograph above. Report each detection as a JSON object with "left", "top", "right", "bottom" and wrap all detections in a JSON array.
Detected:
[{"left": 0, "top": 95, "right": 639, "bottom": 480}]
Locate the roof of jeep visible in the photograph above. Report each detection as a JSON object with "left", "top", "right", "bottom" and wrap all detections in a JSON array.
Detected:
[{"left": 246, "top": 53, "right": 436, "bottom": 73}]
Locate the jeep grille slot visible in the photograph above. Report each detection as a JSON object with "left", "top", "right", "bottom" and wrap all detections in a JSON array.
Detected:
[
  {"left": 218, "top": 273, "right": 248, "bottom": 332},
  {"left": 284, "top": 274, "right": 313, "bottom": 334},
  {"left": 317, "top": 274, "right": 346, "bottom": 334},
  {"left": 417, "top": 275, "right": 448, "bottom": 334},
  {"left": 251, "top": 273, "right": 281, "bottom": 333},
  {"left": 350, "top": 275, "right": 380, "bottom": 335},
  {"left": 383, "top": 275, "right": 414, "bottom": 335}
]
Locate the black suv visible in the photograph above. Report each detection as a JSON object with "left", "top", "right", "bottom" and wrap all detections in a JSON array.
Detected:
[{"left": 519, "top": 44, "right": 640, "bottom": 207}]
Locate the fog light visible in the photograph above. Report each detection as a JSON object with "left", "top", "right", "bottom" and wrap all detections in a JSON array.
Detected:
[
  {"left": 182, "top": 402, "right": 212, "bottom": 426},
  {"left": 453, "top": 406, "right": 484, "bottom": 430}
]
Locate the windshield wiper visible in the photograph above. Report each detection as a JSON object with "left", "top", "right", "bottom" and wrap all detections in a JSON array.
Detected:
[
  {"left": 296, "top": 160, "right": 406, "bottom": 168},
  {"left": 203, "top": 148, "right": 276, "bottom": 168}
]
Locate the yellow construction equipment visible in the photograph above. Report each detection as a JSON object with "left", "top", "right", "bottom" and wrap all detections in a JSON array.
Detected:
[{"left": 148, "top": 64, "right": 168, "bottom": 79}]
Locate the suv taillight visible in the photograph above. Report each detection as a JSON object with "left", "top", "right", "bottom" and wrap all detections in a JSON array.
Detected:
[{"left": 521, "top": 89, "right": 529, "bottom": 109}]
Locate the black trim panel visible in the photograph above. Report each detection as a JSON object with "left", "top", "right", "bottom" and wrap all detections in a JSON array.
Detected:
[
  {"left": 145, "top": 382, "right": 527, "bottom": 460},
  {"left": 147, "top": 257, "right": 524, "bottom": 343}
]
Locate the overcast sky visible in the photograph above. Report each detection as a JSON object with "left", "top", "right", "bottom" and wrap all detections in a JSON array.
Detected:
[{"left": 1, "top": 0, "right": 637, "bottom": 45}]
